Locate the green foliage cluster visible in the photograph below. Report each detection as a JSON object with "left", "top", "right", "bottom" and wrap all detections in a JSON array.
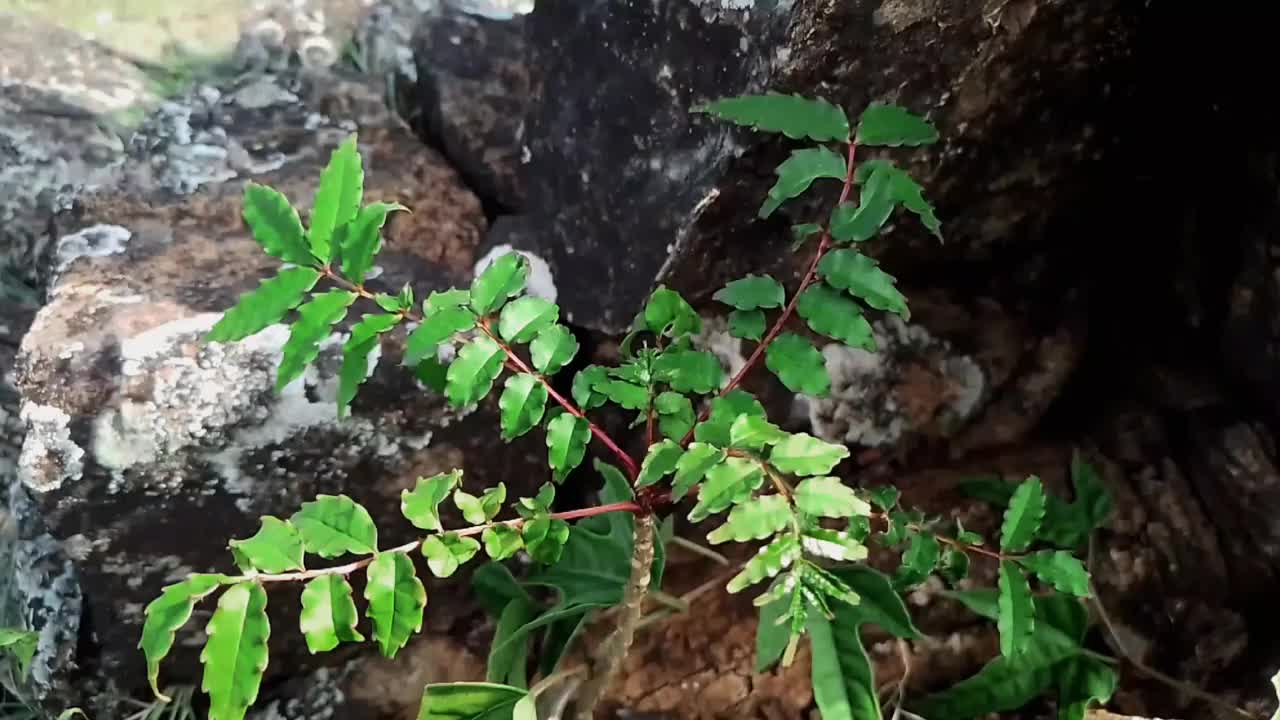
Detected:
[{"left": 138, "top": 93, "right": 1118, "bottom": 720}]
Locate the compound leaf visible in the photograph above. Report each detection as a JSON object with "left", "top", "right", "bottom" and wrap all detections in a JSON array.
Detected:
[
  {"left": 1001, "top": 476, "right": 1047, "bottom": 552},
  {"left": 856, "top": 103, "right": 938, "bottom": 147},
  {"left": 797, "top": 283, "right": 876, "bottom": 350},
  {"left": 707, "top": 495, "right": 791, "bottom": 544},
  {"left": 794, "top": 477, "right": 869, "bottom": 518},
  {"left": 713, "top": 274, "right": 785, "bottom": 311},
  {"left": 291, "top": 494, "right": 378, "bottom": 558},
  {"left": 817, "top": 250, "right": 909, "bottom": 319},
  {"left": 206, "top": 267, "right": 320, "bottom": 343},
  {"left": 498, "top": 297, "right": 558, "bottom": 343},
  {"left": 401, "top": 470, "right": 462, "bottom": 532},
  {"left": 446, "top": 336, "right": 505, "bottom": 408},
  {"left": 200, "top": 582, "right": 270, "bottom": 720},
  {"left": 529, "top": 324, "right": 578, "bottom": 374},
  {"left": 770, "top": 433, "right": 850, "bottom": 476},
  {"left": 760, "top": 147, "right": 848, "bottom": 218},
  {"left": 338, "top": 202, "right": 406, "bottom": 285},
  {"left": 546, "top": 413, "right": 590, "bottom": 483},
  {"left": 243, "top": 182, "right": 311, "bottom": 265},
  {"left": 228, "top": 516, "right": 304, "bottom": 574},
  {"left": 471, "top": 253, "right": 527, "bottom": 316},
  {"left": 299, "top": 575, "right": 363, "bottom": 653},
  {"left": 309, "top": 134, "right": 363, "bottom": 262},
  {"left": 141, "top": 574, "right": 227, "bottom": 699},
  {"left": 766, "top": 333, "right": 830, "bottom": 396},
  {"left": 696, "top": 93, "right": 850, "bottom": 142},
  {"left": 498, "top": 374, "right": 548, "bottom": 441},
  {"left": 276, "top": 290, "right": 358, "bottom": 391},
  {"left": 365, "top": 552, "right": 426, "bottom": 658}
]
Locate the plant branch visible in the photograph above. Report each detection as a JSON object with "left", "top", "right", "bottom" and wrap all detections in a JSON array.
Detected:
[{"left": 244, "top": 501, "right": 641, "bottom": 584}]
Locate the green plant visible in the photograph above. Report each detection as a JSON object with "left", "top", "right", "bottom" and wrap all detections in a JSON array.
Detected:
[{"left": 139, "top": 95, "right": 1129, "bottom": 720}]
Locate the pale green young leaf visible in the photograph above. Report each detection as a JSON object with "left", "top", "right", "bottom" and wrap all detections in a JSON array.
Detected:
[
  {"left": 471, "top": 253, "right": 527, "bottom": 315},
  {"left": 498, "top": 374, "right": 547, "bottom": 441},
  {"left": 418, "top": 682, "right": 530, "bottom": 720},
  {"left": 498, "top": 296, "right": 558, "bottom": 343},
  {"left": 522, "top": 517, "right": 571, "bottom": 565},
  {"left": 140, "top": 574, "right": 227, "bottom": 699},
  {"left": 793, "top": 477, "right": 869, "bottom": 518},
  {"left": 299, "top": 575, "right": 363, "bottom": 653},
  {"left": 828, "top": 162, "right": 897, "bottom": 243},
  {"left": 689, "top": 456, "right": 765, "bottom": 522},
  {"left": 693, "top": 389, "right": 766, "bottom": 447},
  {"left": 454, "top": 483, "right": 505, "bottom": 525},
  {"left": 487, "top": 598, "right": 538, "bottom": 688},
  {"left": 760, "top": 147, "right": 847, "bottom": 218},
  {"left": 654, "top": 391, "right": 695, "bottom": 440},
  {"left": 654, "top": 349, "right": 724, "bottom": 394},
  {"left": 365, "top": 552, "right": 426, "bottom": 657},
  {"left": 1017, "top": 550, "right": 1091, "bottom": 597},
  {"left": 729, "top": 415, "right": 786, "bottom": 450},
  {"left": 571, "top": 366, "right": 608, "bottom": 409},
  {"left": 696, "top": 93, "right": 850, "bottom": 142},
  {"left": 729, "top": 309, "right": 765, "bottom": 340},
  {"left": 707, "top": 495, "right": 792, "bottom": 544},
  {"left": 401, "top": 470, "right": 461, "bottom": 532},
  {"left": 817, "top": 249, "right": 909, "bottom": 319},
  {"left": 529, "top": 324, "right": 578, "bottom": 374},
  {"left": 291, "top": 494, "right": 378, "bottom": 557},
  {"left": 446, "top": 336, "right": 505, "bottom": 408},
  {"left": 309, "top": 134, "right": 363, "bottom": 262},
  {"left": 765, "top": 333, "right": 830, "bottom": 396},
  {"left": 206, "top": 267, "right": 320, "bottom": 343},
  {"left": 200, "top": 582, "right": 270, "bottom": 720},
  {"left": 404, "top": 306, "right": 476, "bottom": 366},
  {"left": 856, "top": 102, "right": 938, "bottom": 147},
  {"left": 713, "top": 274, "right": 785, "bottom": 311},
  {"left": 242, "top": 182, "right": 311, "bottom": 264},
  {"left": 1001, "top": 476, "right": 1047, "bottom": 552},
  {"left": 228, "top": 516, "right": 304, "bottom": 573},
  {"left": 672, "top": 443, "right": 726, "bottom": 501},
  {"left": 997, "top": 560, "right": 1035, "bottom": 657},
  {"left": 727, "top": 535, "right": 801, "bottom": 593},
  {"left": 483, "top": 525, "right": 523, "bottom": 560},
  {"left": 338, "top": 313, "right": 401, "bottom": 417},
  {"left": 643, "top": 287, "right": 700, "bottom": 337},
  {"left": 796, "top": 283, "right": 876, "bottom": 350},
  {"left": 338, "top": 202, "right": 406, "bottom": 285},
  {"left": 376, "top": 293, "right": 402, "bottom": 313},
  {"left": 546, "top": 413, "right": 590, "bottom": 483},
  {"left": 0, "top": 628, "right": 37, "bottom": 678},
  {"left": 801, "top": 527, "right": 869, "bottom": 563},
  {"left": 770, "top": 433, "right": 850, "bottom": 476},
  {"left": 276, "top": 290, "right": 358, "bottom": 391},
  {"left": 422, "top": 533, "right": 481, "bottom": 578},
  {"left": 635, "top": 440, "right": 684, "bottom": 488}
]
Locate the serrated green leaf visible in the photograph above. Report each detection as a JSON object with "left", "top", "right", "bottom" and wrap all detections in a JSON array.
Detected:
[
  {"left": 482, "top": 525, "right": 523, "bottom": 560},
  {"left": 729, "top": 415, "right": 786, "bottom": 450},
  {"left": 425, "top": 288, "right": 470, "bottom": 313},
  {"left": 856, "top": 159, "right": 943, "bottom": 239},
  {"left": 760, "top": 147, "right": 847, "bottom": 219},
  {"left": 228, "top": 516, "right": 304, "bottom": 574},
  {"left": 418, "top": 682, "right": 530, "bottom": 720},
  {"left": 529, "top": 324, "right": 577, "bottom": 374},
  {"left": 707, "top": 495, "right": 792, "bottom": 544},
  {"left": 595, "top": 378, "right": 648, "bottom": 410},
  {"left": 471, "top": 253, "right": 527, "bottom": 315},
  {"left": 713, "top": 275, "right": 785, "bottom": 311},
  {"left": 206, "top": 267, "right": 321, "bottom": 343},
  {"left": 375, "top": 293, "right": 402, "bottom": 312},
  {"left": 828, "top": 160, "right": 898, "bottom": 244},
  {"left": 498, "top": 297, "right": 558, "bottom": 343},
  {"left": 1017, "top": 550, "right": 1091, "bottom": 597},
  {"left": 242, "top": 182, "right": 311, "bottom": 265},
  {"left": 446, "top": 336, "right": 505, "bottom": 408},
  {"left": 728, "top": 309, "right": 766, "bottom": 340},
  {"left": 857, "top": 102, "right": 938, "bottom": 147},
  {"left": 291, "top": 494, "right": 378, "bottom": 557},
  {"left": 693, "top": 389, "right": 766, "bottom": 447},
  {"left": 338, "top": 312, "right": 401, "bottom": 417},
  {"left": 672, "top": 443, "right": 725, "bottom": 501},
  {"left": 697, "top": 93, "right": 850, "bottom": 142},
  {"left": 643, "top": 287, "right": 700, "bottom": 337},
  {"left": 894, "top": 532, "right": 941, "bottom": 590},
  {"left": 338, "top": 202, "right": 406, "bottom": 285},
  {"left": 545, "top": 413, "right": 590, "bottom": 483},
  {"left": 654, "top": 391, "right": 694, "bottom": 440},
  {"left": 818, "top": 249, "right": 908, "bottom": 320},
  {"left": 866, "top": 486, "right": 900, "bottom": 511},
  {"left": 422, "top": 533, "right": 481, "bottom": 578},
  {"left": 770, "top": 433, "right": 849, "bottom": 476},
  {"left": 690, "top": 456, "right": 765, "bottom": 522},
  {"left": 653, "top": 349, "right": 724, "bottom": 394},
  {"left": 635, "top": 440, "right": 684, "bottom": 488},
  {"left": 405, "top": 307, "right": 477, "bottom": 367},
  {"left": 454, "top": 483, "right": 505, "bottom": 525},
  {"left": 309, "top": 135, "right": 363, "bottom": 262},
  {"left": 765, "top": 333, "right": 830, "bottom": 396},
  {"left": 793, "top": 476, "right": 869, "bottom": 517},
  {"left": 727, "top": 535, "right": 801, "bottom": 593},
  {"left": 1057, "top": 657, "right": 1118, "bottom": 720},
  {"left": 140, "top": 574, "right": 227, "bottom": 699},
  {"left": 522, "top": 517, "right": 570, "bottom": 565},
  {"left": 571, "top": 366, "right": 608, "bottom": 409},
  {"left": 797, "top": 283, "right": 877, "bottom": 350},
  {"left": 486, "top": 598, "right": 538, "bottom": 688},
  {"left": 200, "top": 582, "right": 270, "bottom": 720},
  {"left": 997, "top": 560, "right": 1034, "bottom": 657},
  {"left": 401, "top": 470, "right": 461, "bottom": 532},
  {"left": 276, "top": 290, "right": 358, "bottom": 391},
  {"left": 1001, "top": 476, "right": 1047, "bottom": 552},
  {"left": 299, "top": 575, "right": 364, "bottom": 653},
  {"left": 498, "top": 374, "right": 547, "bottom": 441},
  {"left": 365, "top": 552, "right": 426, "bottom": 657}
]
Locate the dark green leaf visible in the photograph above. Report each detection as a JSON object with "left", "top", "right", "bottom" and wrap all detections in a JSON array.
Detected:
[
  {"left": 636, "top": 440, "right": 684, "bottom": 488},
  {"left": 828, "top": 162, "right": 897, "bottom": 243},
  {"left": 696, "top": 93, "right": 850, "bottom": 142},
  {"left": 471, "top": 563, "right": 532, "bottom": 618},
  {"left": 405, "top": 306, "right": 477, "bottom": 367},
  {"left": 693, "top": 389, "right": 766, "bottom": 447},
  {"left": 791, "top": 222, "right": 824, "bottom": 250},
  {"left": 291, "top": 494, "right": 378, "bottom": 557},
  {"left": 643, "top": 286, "right": 700, "bottom": 337},
  {"left": 498, "top": 297, "right": 558, "bottom": 343},
  {"left": 308, "top": 135, "right": 363, "bottom": 262},
  {"left": 894, "top": 532, "right": 940, "bottom": 590},
  {"left": 830, "top": 566, "right": 920, "bottom": 639},
  {"left": 1057, "top": 657, "right": 1118, "bottom": 720},
  {"left": 654, "top": 391, "right": 695, "bottom": 440},
  {"left": 487, "top": 598, "right": 538, "bottom": 688},
  {"left": 522, "top": 517, "right": 571, "bottom": 565},
  {"left": 529, "top": 324, "right": 578, "bottom": 374},
  {"left": 760, "top": 147, "right": 847, "bottom": 218},
  {"left": 940, "top": 548, "right": 970, "bottom": 586},
  {"left": 446, "top": 336, "right": 505, "bottom": 408},
  {"left": 856, "top": 103, "right": 938, "bottom": 147},
  {"left": 728, "top": 309, "right": 766, "bottom": 340},
  {"left": 546, "top": 413, "right": 590, "bottom": 483},
  {"left": 755, "top": 594, "right": 790, "bottom": 673},
  {"left": 299, "top": 575, "right": 364, "bottom": 653},
  {"left": 498, "top": 374, "right": 548, "bottom": 441},
  {"left": 141, "top": 574, "right": 227, "bottom": 699},
  {"left": 338, "top": 202, "right": 406, "bottom": 285},
  {"left": 672, "top": 443, "right": 726, "bottom": 501},
  {"left": 401, "top": 470, "right": 462, "bottom": 532},
  {"left": 276, "top": 290, "right": 357, "bottom": 391},
  {"left": 797, "top": 283, "right": 876, "bottom": 350},
  {"left": 689, "top": 456, "right": 764, "bottom": 522},
  {"left": 817, "top": 249, "right": 909, "bottom": 319},
  {"left": 770, "top": 433, "right": 849, "bottom": 476},
  {"left": 856, "top": 159, "right": 943, "bottom": 239},
  {"left": 417, "top": 355, "right": 449, "bottom": 393},
  {"left": 807, "top": 610, "right": 881, "bottom": 720},
  {"left": 242, "top": 182, "right": 311, "bottom": 265},
  {"left": 1017, "top": 550, "right": 1091, "bottom": 597},
  {"left": 365, "top": 552, "right": 426, "bottom": 657},
  {"left": 338, "top": 312, "right": 401, "bottom": 417},
  {"left": 571, "top": 366, "right": 609, "bottom": 409},
  {"left": 654, "top": 349, "right": 724, "bottom": 394},
  {"left": 228, "top": 516, "right": 303, "bottom": 574},
  {"left": 765, "top": 333, "right": 829, "bottom": 396},
  {"left": 998, "top": 560, "right": 1034, "bottom": 657},
  {"left": 206, "top": 267, "right": 320, "bottom": 343},
  {"left": 1070, "top": 451, "right": 1112, "bottom": 533},
  {"left": 707, "top": 495, "right": 791, "bottom": 544},
  {"left": 471, "top": 253, "right": 527, "bottom": 315},
  {"left": 713, "top": 274, "right": 785, "bottom": 311},
  {"left": 1001, "top": 476, "right": 1047, "bottom": 552}
]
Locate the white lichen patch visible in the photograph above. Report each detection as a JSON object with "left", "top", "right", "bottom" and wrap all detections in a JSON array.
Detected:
[
  {"left": 8, "top": 529, "right": 81, "bottom": 697},
  {"left": 475, "top": 244, "right": 557, "bottom": 302},
  {"left": 53, "top": 224, "right": 132, "bottom": 279},
  {"left": 16, "top": 402, "right": 84, "bottom": 493},
  {"left": 691, "top": 315, "right": 746, "bottom": 382}
]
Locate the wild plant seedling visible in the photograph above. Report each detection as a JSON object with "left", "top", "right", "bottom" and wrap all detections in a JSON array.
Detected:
[{"left": 139, "top": 94, "right": 1119, "bottom": 720}]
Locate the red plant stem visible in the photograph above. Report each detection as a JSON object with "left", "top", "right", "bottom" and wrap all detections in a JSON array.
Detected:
[
  {"left": 249, "top": 500, "right": 642, "bottom": 584},
  {"left": 680, "top": 140, "right": 860, "bottom": 446}
]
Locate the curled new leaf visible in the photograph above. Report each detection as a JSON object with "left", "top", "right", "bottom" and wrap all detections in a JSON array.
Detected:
[
  {"left": 401, "top": 470, "right": 462, "bottom": 532},
  {"left": 422, "top": 534, "right": 482, "bottom": 578},
  {"left": 140, "top": 574, "right": 227, "bottom": 700},
  {"left": 522, "top": 517, "right": 571, "bottom": 565},
  {"left": 483, "top": 525, "right": 523, "bottom": 560},
  {"left": 365, "top": 552, "right": 427, "bottom": 657},
  {"left": 765, "top": 333, "right": 830, "bottom": 397},
  {"left": 291, "top": 494, "right": 378, "bottom": 558},
  {"left": 455, "top": 483, "right": 506, "bottom": 525},
  {"left": 206, "top": 267, "right": 320, "bottom": 343},
  {"left": 200, "top": 582, "right": 270, "bottom": 720},
  {"left": 299, "top": 575, "right": 364, "bottom": 653}
]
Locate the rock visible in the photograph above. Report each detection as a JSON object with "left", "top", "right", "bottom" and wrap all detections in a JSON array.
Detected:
[{"left": 411, "top": 0, "right": 532, "bottom": 210}]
